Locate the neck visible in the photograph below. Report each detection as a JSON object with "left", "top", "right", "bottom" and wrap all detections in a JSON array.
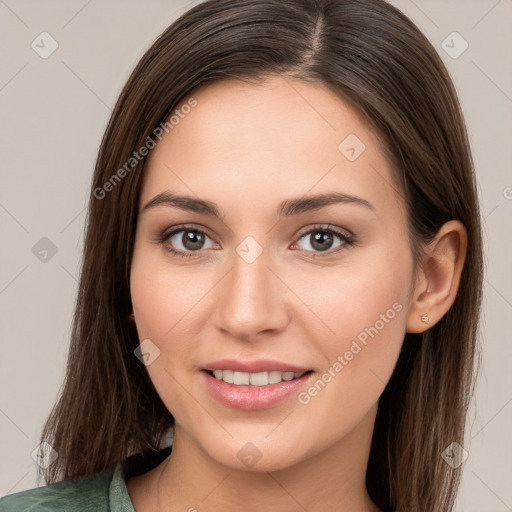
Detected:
[{"left": 154, "top": 405, "right": 380, "bottom": 512}]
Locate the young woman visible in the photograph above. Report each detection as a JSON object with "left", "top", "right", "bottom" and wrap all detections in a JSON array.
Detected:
[{"left": 0, "top": 0, "right": 483, "bottom": 511}]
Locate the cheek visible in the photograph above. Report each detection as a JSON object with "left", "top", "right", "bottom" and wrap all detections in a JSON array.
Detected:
[
  {"left": 316, "top": 267, "right": 409, "bottom": 362},
  {"left": 130, "top": 242, "right": 212, "bottom": 341},
  {"left": 129, "top": 249, "right": 208, "bottom": 419},
  {"left": 313, "top": 228, "right": 411, "bottom": 339},
  {"left": 293, "top": 241, "right": 412, "bottom": 413},
  {"left": 129, "top": 245, "right": 220, "bottom": 403}
]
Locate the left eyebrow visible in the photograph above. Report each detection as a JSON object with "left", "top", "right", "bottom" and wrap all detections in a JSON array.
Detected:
[
  {"left": 141, "top": 190, "right": 376, "bottom": 218},
  {"left": 278, "top": 192, "right": 376, "bottom": 216}
]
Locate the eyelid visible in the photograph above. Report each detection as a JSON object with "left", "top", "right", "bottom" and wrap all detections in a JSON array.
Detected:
[
  {"left": 295, "top": 223, "right": 354, "bottom": 241},
  {"left": 290, "top": 224, "right": 355, "bottom": 256},
  {"left": 161, "top": 223, "right": 216, "bottom": 242},
  {"left": 158, "top": 223, "right": 355, "bottom": 258},
  {"left": 159, "top": 223, "right": 219, "bottom": 257}
]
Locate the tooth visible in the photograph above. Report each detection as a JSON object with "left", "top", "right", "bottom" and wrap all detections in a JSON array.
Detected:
[
  {"left": 211, "top": 369, "right": 307, "bottom": 386},
  {"left": 250, "top": 371, "right": 269, "bottom": 386},
  {"left": 268, "top": 371, "right": 283, "bottom": 384},
  {"left": 233, "top": 371, "right": 250, "bottom": 385},
  {"left": 222, "top": 370, "right": 234, "bottom": 383}
]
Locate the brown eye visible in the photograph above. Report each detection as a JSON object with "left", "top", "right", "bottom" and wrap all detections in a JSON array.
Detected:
[
  {"left": 160, "top": 226, "right": 218, "bottom": 258},
  {"left": 309, "top": 231, "right": 336, "bottom": 252},
  {"left": 173, "top": 230, "right": 206, "bottom": 251},
  {"left": 293, "top": 225, "right": 354, "bottom": 256}
]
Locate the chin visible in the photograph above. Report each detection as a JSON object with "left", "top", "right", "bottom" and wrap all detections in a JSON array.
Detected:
[{"left": 194, "top": 431, "right": 311, "bottom": 473}]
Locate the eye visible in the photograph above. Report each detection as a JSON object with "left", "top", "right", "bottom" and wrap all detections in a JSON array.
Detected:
[
  {"left": 160, "top": 225, "right": 218, "bottom": 258},
  {"left": 157, "top": 223, "right": 355, "bottom": 259},
  {"left": 292, "top": 224, "right": 355, "bottom": 256}
]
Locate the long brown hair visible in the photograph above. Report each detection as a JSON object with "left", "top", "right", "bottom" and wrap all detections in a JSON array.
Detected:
[{"left": 38, "top": 1, "right": 483, "bottom": 510}]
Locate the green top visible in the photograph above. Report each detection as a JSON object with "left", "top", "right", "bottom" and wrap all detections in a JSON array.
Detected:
[
  {"left": 0, "top": 446, "right": 172, "bottom": 511},
  {"left": 0, "top": 462, "right": 135, "bottom": 512}
]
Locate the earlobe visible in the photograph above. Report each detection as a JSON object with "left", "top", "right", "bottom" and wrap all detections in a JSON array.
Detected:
[{"left": 406, "top": 220, "right": 467, "bottom": 333}]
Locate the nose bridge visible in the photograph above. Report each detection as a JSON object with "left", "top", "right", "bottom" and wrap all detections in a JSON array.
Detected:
[{"left": 214, "top": 240, "right": 288, "bottom": 338}]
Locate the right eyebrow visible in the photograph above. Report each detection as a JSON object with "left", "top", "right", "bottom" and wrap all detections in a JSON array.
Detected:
[{"left": 142, "top": 191, "right": 220, "bottom": 217}]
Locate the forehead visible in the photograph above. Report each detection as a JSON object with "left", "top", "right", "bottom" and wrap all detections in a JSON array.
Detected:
[{"left": 141, "top": 76, "right": 404, "bottom": 220}]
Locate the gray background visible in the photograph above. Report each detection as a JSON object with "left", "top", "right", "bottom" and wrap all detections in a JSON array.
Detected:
[{"left": 0, "top": 0, "right": 511, "bottom": 510}]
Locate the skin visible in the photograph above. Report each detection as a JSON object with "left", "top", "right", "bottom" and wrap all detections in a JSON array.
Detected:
[{"left": 126, "top": 75, "right": 467, "bottom": 511}]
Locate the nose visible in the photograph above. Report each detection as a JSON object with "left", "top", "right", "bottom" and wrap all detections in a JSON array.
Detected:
[{"left": 213, "top": 245, "right": 290, "bottom": 341}]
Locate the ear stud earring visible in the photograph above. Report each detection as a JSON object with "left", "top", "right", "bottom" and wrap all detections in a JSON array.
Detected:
[
  {"left": 128, "top": 312, "right": 135, "bottom": 321},
  {"left": 421, "top": 314, "right": 429, "bottom": 324}
]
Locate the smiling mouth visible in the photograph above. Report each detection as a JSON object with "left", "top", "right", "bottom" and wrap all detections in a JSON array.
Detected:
[{"left": 204, "top": 369, "right": 314, "bottom": 386}]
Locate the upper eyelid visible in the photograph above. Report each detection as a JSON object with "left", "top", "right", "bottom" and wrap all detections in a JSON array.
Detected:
[
  {"left": 162, "top": 224, "right": 216, "bottom": 242},
  {"left": 297, "top": 224, "right": 353, "bottom": 239},
  {"left": 162, "top": 224, "right": 352, "bottom": 248}
]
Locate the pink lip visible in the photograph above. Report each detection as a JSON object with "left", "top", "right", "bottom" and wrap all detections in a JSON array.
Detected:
[
  {"left": 203, "top": 358, "right": 311, "bottom": 373},
  {"left": 201, "top": 370, "right": 314, "bottom": 411}
]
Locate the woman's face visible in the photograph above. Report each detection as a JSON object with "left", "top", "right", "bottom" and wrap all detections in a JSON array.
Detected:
[{"left": 130, "top": 75, "right": 415, "bottom": 471}]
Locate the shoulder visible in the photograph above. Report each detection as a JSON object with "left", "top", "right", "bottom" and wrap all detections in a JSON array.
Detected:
[
  {"left": 0, "top": 469, "right": 113, "bottom": 512},
  {"left": 0, "top": 447, "right": 171, "bottom": 512}
]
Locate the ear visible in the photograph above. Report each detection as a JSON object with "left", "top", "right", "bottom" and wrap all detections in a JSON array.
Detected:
[{"left": 406, "top": 220, "right": 467, "bottom": 333}]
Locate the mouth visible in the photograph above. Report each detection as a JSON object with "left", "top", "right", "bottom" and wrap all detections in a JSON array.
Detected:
[
  {"left": 201, "top": 368, "right": 315, "bottom": 411},
  {"left": 203, "top": 368, "right": 314, "bottom": 386}
]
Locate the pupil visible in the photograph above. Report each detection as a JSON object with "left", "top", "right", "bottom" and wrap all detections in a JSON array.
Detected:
[
  {"left": 183, "top": 230, "right": 204, "bottom": 250},
  {"left": 179, "top": 230, "right": 334, "bottom": 252},
  {"left": 312, "top": 231, "right": 332, "bottom": 251}
]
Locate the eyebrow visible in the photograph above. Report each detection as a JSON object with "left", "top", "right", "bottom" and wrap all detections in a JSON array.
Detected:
[{"left": 142, "top": 190, "right": 375, "bottom": 218}]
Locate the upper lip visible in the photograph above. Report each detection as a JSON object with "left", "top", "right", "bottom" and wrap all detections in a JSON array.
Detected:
[{"left": 203, "top": 359, "right": 312, "bottom": 373}]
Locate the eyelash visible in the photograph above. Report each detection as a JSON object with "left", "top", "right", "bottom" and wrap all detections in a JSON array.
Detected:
[{"left": 157, "top": 223, "right": 356, "bottom": 259}]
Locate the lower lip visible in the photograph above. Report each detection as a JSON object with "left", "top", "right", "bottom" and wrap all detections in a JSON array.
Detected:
[{"left": 201, "top": 370, "right": 314, "bottom": 411}]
